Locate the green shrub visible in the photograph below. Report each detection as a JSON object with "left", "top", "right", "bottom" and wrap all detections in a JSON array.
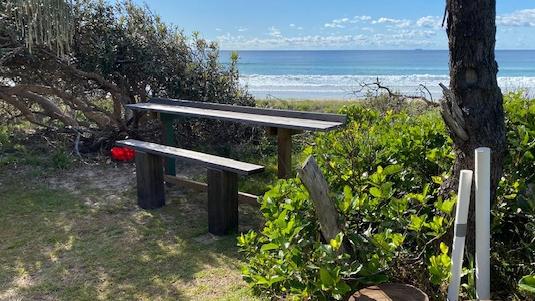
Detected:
[
  {"left": 492, "top": 92, "right": 535, "bottom": 300},
  {"left": 239, "top": 106, "right": 456, "bottom": 300},
  {"left": 240, "top": 93, "right": 535, "bottom": 300}
]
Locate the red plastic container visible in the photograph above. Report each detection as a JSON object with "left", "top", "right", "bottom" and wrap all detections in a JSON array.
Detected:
[{"left": 111, "top": 146, "right": 135, "bottom": 161}]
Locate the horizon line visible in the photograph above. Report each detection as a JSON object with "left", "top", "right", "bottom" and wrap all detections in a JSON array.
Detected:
[{"left": 220, "top": 49, "right": 535, "bottom": 51}]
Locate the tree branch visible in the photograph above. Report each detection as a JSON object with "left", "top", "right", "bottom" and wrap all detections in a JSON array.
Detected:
[{"left": 355, "top": 77, "right": 439, "bottom": 107}]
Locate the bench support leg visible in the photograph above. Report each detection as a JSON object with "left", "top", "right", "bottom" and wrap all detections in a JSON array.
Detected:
[
  {"left": 135, "top": 151, "right": 165, "bottom": 209},
  {"left": 277, "top": 128, "right": 293, "bottom": 179},
  {"left": 207, "top": 169, "right": 238, "bottom": 235},
  {"left": 160, "top": 113, "right": 176, "bottom": 177}
]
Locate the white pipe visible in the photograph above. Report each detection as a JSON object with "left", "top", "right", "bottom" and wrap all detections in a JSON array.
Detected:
[
  {"left": 447, "top": 170, "right": 473, "bottom": 301},
  {"left": 475, "top": 147, "right": 491, "bottom": 300}
]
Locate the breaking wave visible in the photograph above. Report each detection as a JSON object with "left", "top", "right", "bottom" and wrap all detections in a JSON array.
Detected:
[{"left": 240, "top": 74, "right": 535, "bottom": 99}]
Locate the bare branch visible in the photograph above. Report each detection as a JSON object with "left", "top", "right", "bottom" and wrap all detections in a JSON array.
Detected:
[{"left": 355, "top": 77, "right": 439, "bottom": 107}]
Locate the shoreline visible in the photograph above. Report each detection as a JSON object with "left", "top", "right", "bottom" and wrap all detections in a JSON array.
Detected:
[{"left": 241, "top": 74, "right": 535, "bottom": 100}]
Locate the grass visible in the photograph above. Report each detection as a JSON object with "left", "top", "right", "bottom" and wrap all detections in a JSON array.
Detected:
[
  {"left": 257, "top": 98, "right": 361, "bottom": 113},
  {"left": 0, "top": 160, "right": 261, "bottom": 300}
]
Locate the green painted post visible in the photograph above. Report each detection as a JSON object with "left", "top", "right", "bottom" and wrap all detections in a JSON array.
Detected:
[{"left": 160, "top": 113, "right": 176, "bottom": 176}]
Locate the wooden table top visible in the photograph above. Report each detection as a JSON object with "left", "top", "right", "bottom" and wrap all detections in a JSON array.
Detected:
[{"left": 127, "top": 100, "right": 345, "bottom": 131}]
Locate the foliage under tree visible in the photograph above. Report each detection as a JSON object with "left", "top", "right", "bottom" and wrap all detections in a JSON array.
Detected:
[{"left": 0, "top": 0, "right": 253, "bottom": 151}]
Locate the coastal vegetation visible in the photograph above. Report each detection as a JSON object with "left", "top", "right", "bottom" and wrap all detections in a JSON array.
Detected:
[
  {"left": 1, "top": 0, "right": 253, "bottom": 151},
  {"left": 1, "top": 0, "right": 534, "bottom": 301},
  {"left": 239, "top": 92, "right": 535, "bottom": 300}
]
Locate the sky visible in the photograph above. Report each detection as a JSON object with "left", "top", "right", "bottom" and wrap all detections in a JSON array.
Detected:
[{"left": 133, "top": 0, "right": 535, "bottom": 50}]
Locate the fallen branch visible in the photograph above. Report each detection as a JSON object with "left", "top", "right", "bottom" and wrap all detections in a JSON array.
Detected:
[{"left": 355, "top": 77, "right": 439, "bottom": 107}]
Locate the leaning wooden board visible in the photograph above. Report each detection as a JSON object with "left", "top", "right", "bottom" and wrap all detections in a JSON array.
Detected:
[{"left": 126, "top": 102, "right": 345, "bottom": 131}]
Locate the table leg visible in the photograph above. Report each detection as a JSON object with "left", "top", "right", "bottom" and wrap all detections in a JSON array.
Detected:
[
  {"left": 135, "top": 151, "right": 165, "bottom": 209},
  {"left": 277, "top": 128, "right": 292, "bottom": 179},
  {"left": 160, "top": 113, "right": 176, "bottom": 176},
  {"left": 207, "top": 169, "right": 239, "bottom": 235}
]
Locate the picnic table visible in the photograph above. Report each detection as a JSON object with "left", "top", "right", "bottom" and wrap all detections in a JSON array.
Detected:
[{"left": 127, "top": 98, "right": 346, "bottom": 179}]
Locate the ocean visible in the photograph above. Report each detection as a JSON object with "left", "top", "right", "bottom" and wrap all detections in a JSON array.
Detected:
[{"left": 220, "top": 50, "right": 535, "bottom": 100}]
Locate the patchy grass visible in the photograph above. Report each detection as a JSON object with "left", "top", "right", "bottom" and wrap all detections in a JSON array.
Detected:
[
  {"left": 0, "top": 161, "right": 262, "bottom": 301},
  {"left": 257, "top": 98, "right": 360, "bottom": 113}
]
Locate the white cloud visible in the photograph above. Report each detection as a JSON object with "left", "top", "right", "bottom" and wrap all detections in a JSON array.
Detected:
[
  {"left": 324, "top": 16, "right": 373, "bottom": 28},
  {"left": 372, "top": 17, "right": 411, "bottom": 28},
  {"left": 355, "top": 15, "right": 372, "bottom": 21},
  {"left": 268, "top": 26, "right": 282, "bottom": 37},
  {"left": 237, "top": 27, "right": 248, "bottom": 32},
  {"left": 217, "top": 28, "right": 442, "bottom": 49},
  {"left": 416, "top": 16, "right": 443, "bottom": 29},
  {"left": 217, "top": 13, "right": 452, "bottom": 49},
  {"left": 215, "top": 28, "right": 222, "bottom": 31},
  {"left": 325, "top": 17, "right": 349, "bottom": 28},
  {"left": 496, "top": 9, "right": 535, "bottom": 27}
]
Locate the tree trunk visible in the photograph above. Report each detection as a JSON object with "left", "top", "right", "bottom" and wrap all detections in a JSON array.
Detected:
[{"left": 443, "top": 0, "right": 506, "bottom": 253}]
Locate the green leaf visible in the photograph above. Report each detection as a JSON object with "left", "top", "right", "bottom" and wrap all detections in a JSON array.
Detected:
[
  {"left": 383, "top": 164, "right": 402, "bottom": 176},
  {"left": 319, "top": 268, "right": 335, "bottom": 287},
  {"left": 369, "top": 187, "right": 382, "bottom": 198},
  {"left": 260, "top": 243, "right": 279, "bottom": 252},
  {"left": 432, "top": 176, "right": 443, "bottom": 185},
  {"left": 440, "top": 242, "right": 449, "bottom": 254},
  {"left": 408, "top": 214, "right": 426, "bottom": 232},
  {"left": 519, "top": 275, "right": 535, "bottom": 293},
  {"left": 329, "top": 232, "right": 345, "bottom": 251}
]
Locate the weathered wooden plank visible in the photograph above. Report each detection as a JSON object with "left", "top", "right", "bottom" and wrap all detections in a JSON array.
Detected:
[
  {"left": 116, "top": 139, "right": 264, "bottom": 175},
  {"left": 277, "top": 128, "right": 293, "bottom": 179},
  {"left": 159, "top": 113, "right": 176, "bottom": 176},
  {"left": 207, "top": 169, "right": 239, "bottom": 235},
  {"left": 126, "top": 102, "right": 344, "bottom": 131},
  {"left": 298, "top": 156, "right": 344, "bottom": 251},
  {"left": 135, "top": 151, "right": 165, "bottom": 209},
  {"left": 149, "top": 98, "right": 347, "bottom": 123},
  {"left": 163, "top": 175, "right": 259, "bottom": 206}
]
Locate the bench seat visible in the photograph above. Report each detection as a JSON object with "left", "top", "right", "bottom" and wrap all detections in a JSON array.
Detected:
[
  {"left": 116, "top": 139, "right": 264, "bottom": 235},
  {"left": 116, "top": 139, "right": 264, "bottom": 175}
]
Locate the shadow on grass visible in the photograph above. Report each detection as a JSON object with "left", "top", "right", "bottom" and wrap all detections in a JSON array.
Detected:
[{"left": 0, "top": 167, "right": 261, "bottom": 300}]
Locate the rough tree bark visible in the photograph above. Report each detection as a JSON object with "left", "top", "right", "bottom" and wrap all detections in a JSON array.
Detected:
[{"left": 442, "top": 0, "right": 506, "bottom": 252}]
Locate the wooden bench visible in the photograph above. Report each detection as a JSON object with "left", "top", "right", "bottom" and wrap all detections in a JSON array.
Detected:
[
  {"left": 116, "top": 139, "right": 264, "bottom": 235},
  {"left": 127, "top": 98, "right": 346, "bottom": 179}
]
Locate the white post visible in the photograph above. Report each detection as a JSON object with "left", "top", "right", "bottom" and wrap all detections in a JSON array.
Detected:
[
  {"left": 447, "top": 170, "right": 473, "bottom": 301},
  {"left": 475, "top": 147, "right": 491, "bottom": 300}
]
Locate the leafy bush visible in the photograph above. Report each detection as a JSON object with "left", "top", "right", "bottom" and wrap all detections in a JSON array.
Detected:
[
  {"left": 239, "top": 106, "right": 456, "bottom": 300},
  {"left": 1, "top": 0, "right": 253, "bottom": 148},
  {"left": 240, "top": 94, "right": 535, "bottom": 300},
  {"left": 492, "top": 92, "right": 535, "bottom": 300}
]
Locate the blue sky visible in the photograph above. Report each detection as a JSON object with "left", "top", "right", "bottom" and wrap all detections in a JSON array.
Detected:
[{"left": 134, "top": 0, "right": 535, "bottom": 50}]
